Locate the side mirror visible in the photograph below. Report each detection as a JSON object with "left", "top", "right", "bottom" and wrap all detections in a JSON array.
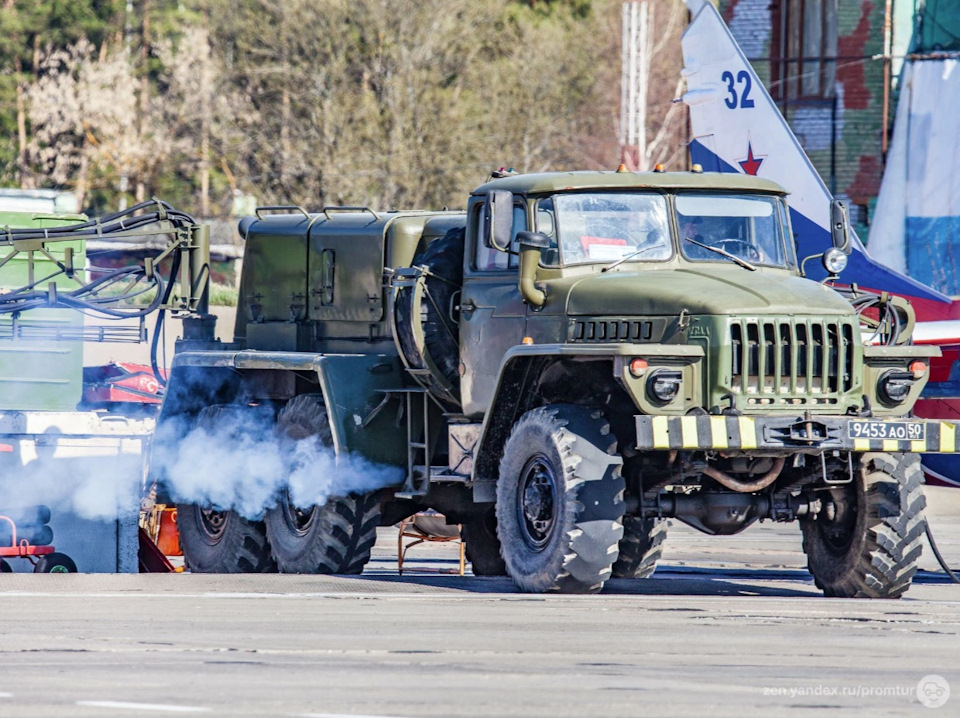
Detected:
[
  {"left": 516, "top": 231, "right": 549, "bottom": 308},
  {"left": 830, "top": 199, "right": 851, "bottom": 253},
  {"left": 484, "top": 190, "right": 514, "bottom": 252}
]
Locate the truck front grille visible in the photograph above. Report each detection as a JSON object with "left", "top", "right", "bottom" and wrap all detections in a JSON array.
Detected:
[{"left": 729, "top": 318, "right": 855, "bottom": 401}]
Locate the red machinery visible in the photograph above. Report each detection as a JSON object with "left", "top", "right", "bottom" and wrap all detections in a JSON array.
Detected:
[{"left": 0, "top": 507, "right": 76, "bottom": 573}]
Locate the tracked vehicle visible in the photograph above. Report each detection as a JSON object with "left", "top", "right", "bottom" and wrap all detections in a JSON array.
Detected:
[{"left": 158, "top": 169, "right": 954, "bottom": 597}]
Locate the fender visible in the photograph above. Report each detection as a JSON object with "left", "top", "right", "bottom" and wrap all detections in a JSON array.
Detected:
[
  {"left": 471, "top": 342, "right": 704, "bottom": 501},
  {"left": 165, "top": 350, "right": 409, "bottom": 466}
]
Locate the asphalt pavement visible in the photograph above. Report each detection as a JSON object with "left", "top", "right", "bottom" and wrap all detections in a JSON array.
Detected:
[{"left": 0, "top": 487, "right": 958, "bottom": 717}]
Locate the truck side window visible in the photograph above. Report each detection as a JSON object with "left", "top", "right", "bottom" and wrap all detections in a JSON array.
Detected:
[
  {"left": 536, "top": 198, "right": 559, "bottom": 266},
  {"left": 474, "top": 203, "right": 527, "bottom": 271}
]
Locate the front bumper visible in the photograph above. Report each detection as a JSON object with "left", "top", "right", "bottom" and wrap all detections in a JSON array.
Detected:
[{"left": 635, "top": 414, "right": 959, "bottom": 454}]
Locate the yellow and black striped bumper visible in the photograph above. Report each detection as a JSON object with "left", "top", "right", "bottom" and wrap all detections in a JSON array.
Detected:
[{"left": 634, "top": 415, "right": 959, "bottom": 454}]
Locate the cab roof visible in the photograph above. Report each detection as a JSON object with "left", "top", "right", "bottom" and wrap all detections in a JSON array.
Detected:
[{"left": 471, "top": 170, "right": 787, "bottom": 196}]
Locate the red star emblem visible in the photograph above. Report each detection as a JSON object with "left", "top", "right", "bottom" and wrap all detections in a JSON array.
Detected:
[{"left": 738, "top": 143, "right": 764, "bottom": 175}]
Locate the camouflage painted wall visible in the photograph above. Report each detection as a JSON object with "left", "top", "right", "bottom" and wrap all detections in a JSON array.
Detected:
[{"left": 717, "top": 0, "right": 890, "bottom": 237}]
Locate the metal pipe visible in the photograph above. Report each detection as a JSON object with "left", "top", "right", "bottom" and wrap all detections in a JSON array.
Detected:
[
  {"left": 881, "top": 0, "right": 893, "bottom": 159},
  {"left": 519, "top": 246, "right": 546, "bottom": 307},
  {"left": 695, "top": 457, "right": 786, "bottom": 493},
  {"left": 190, "top": 223, "right": 211, "bottom": 315}
]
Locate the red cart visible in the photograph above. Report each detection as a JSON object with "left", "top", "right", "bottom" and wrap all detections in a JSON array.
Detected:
[{"left": 0, "top": 514, "right": 76, "bottom": 573}]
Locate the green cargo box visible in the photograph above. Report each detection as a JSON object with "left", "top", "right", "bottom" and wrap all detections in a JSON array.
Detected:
[{"left": 0, "top": 211, "right": 87, "bottom": 411}]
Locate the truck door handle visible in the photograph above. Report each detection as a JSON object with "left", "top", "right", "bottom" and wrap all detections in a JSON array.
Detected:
[{"left": 459, "top": 299, "right": 477, "bottom": 316}]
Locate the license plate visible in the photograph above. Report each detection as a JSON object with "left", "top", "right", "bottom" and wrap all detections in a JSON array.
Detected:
[{"left": 848, "top": 420, "right": 926, "bottom": 441}]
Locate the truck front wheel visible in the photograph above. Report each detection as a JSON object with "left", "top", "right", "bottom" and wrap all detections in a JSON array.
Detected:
[
  {"left": 801, "top": 452, "right": 926, "bottom": 598},
  {"left": 611, "top": 517, "right": 668, "bottom": 579},
  {"left": 461, "top": 508, "right": 506, "bottom": 576},
  {"left": 496, "top": 404, "right": 625, "bottom": 593},
  {"left": 264, "top": 395, "right": 381, "bottom": 574}
]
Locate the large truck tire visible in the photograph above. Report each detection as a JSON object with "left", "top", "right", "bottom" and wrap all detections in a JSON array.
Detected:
[
  {"left": 395, "top": 227, "right": 464, "bottom": 409},
  {"left": 264, "top": 395, "right": 381, "bottom": 574},
  {"left": 461, "top": 508, "right": 507, "bottom": 576},
  {"left": 495, "top": 404, "right": 625, "bottom": 593},
  {"left": 177, "top": 405, "right": 276, "bottom": 573},
  {"left": 177, "top": 503, "right": 275, "bottom": 573},
  {"left": 801, "top": 452, "right": 926, "bottom": 598},
  {"left": 611, "top": 517, "right": 668, "bottom": 579}
]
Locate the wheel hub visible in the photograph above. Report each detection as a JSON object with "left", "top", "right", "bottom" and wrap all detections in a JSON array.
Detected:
[
  {"left": 282, "top": 441, "right": 321, "bottom": 535},
  {"left": 198, "top": 507, "right": 227, "bottom": 540},
  {"left": 818, "top": 489, "right": 858, "bottom": 553},
  {"left": 517, "top": 456, "right": 557, "bottom": 550},
  {"left": 282, "top": 493, "right": 318, "bottom": 536}
]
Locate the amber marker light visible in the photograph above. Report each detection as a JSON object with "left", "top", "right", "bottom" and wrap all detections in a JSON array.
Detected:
[
  {"left": 653, "top": 164, "right": 666, "bottom": 173},
  {"left": 522, "top": 337, "right": 534, "bottom": 345},
  {"left": 910, "top": 361, "right": 928, "bottom": 378},
  {"left": 629, "top": 358, "right": 649, "bottom": 377}
]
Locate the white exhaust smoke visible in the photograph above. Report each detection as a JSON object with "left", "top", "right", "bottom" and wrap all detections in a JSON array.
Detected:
[
  {"left": 0, "top": 404, "right": 404, "bottom": 527},
  {"left": 0, "top": 443, "right": 143, "bottom": 523},
  {"left": 151, "top": 407, "right": 404, "bottom": 518}
]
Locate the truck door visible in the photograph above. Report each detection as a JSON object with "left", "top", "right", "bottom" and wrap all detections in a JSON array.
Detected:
[{"left": 458, "top": 199, "right": 528, "bottom": 417}]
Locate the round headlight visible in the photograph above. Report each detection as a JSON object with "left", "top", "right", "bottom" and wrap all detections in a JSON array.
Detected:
[
  {"left": 646, "top": 369, "right": 682, "bottom": 405},
  {"left": 878, "top": 369, "right": 914, "bottom": 406},
  {"left": 822, "top": 247, "right": 848, "bottom": 275}
]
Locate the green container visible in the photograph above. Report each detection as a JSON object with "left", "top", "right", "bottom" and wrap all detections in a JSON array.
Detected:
[{"left": 0, "top": 211, "right": 87, "bottom": 411}]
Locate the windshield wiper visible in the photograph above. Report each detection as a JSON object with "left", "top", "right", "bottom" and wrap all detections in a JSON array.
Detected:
[
  {"left": 600, "top": 244, "right": 663, "bottom": 273},
  {"left": 683, "top": 237, "right": 757, "bottom": 271}
]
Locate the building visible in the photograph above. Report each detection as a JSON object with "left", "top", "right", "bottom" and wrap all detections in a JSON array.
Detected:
[{"left": 715, "top": 0, "right": 958, "bottom": 241}]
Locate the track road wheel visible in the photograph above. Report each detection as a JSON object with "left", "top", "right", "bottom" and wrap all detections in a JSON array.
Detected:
[
  {"left": 801, "top": 452, "right": 926, "bottom": 598},
  {"left": 264, "top": 395, "right": 381, "bottom": 574},
  {"left": 496, "top": 404, "right": 625, "bottom": 593},
  {"left": 177, "top": 405, "right": 276, "bottom": 574},
  {"left": 462, "top": 508, "right": 506, "bottom": 576},
  {"left": 33, "top": 552, "right": 77, "bottom": 573},
  {"left": 611, "top": 517, "right": 668, "bottom": 579}
]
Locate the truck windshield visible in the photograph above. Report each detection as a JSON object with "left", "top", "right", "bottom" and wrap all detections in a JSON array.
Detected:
[
  {"left": 676, "top": 193, "right": 790, "bottom": 268},
  {"left": 550, "top": 193, "right": 671, "bottom": 266}
]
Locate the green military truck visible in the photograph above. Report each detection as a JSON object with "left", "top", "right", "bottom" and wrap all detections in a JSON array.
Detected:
[{"left": 158, "top": 168, "right": 952, "bottom": 597}]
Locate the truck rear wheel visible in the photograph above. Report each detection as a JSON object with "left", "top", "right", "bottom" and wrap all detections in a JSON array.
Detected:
[
  {"left": 801, "top": 452, "right": 926, "bottom": 598},
  {"left": 496, "top": 404, "right": 625, "bottom": 593},
  {"left": 611, "top": 517, "right": 668, "bottom": 579},
  {"left": 264, "top": 395, "right": 381, "bottom": 574},
  {"left": 176, "top": 405, "right": 276, "bottom": 573},
  {"left": 461, "top": 508, "right": 506, "bottom": 576},
  {"left": 178, "top": 504, "right": 275, "bottom": 573}
]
